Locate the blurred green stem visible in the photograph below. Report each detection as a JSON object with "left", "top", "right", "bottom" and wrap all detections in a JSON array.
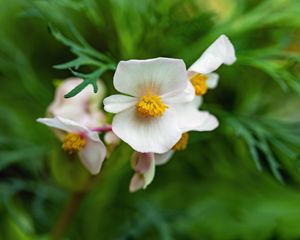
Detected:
[
  {"left": 51, "top": 191, "right": 85, "bottom": 240},
  {"left": 51, "top": 175, "right": 97, "bottom": 240},
  {"left": 50, "top": 144, "right": 130, "bottom": 239}
]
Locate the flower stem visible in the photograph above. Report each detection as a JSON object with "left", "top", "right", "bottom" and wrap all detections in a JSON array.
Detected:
[
  {"left": 51, "top": 191, "right": 85, "bottom": 240},
  {"left": 92, "top": 125, "right": 112, "bottom": 132},
  {"left": 51, "top": 176, "right": 96, "bottom": 240}
]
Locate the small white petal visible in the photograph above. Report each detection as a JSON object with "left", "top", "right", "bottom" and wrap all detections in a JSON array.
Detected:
[
  {"left": 155, "top": 151, "right": 174, "bottom": 165},
  {"left": 188, "top": 35, "right": 236, "bottom": 74},
  {"left": 112, "top": 107, "right": 182, "bottom": 153},
  {"left": 129, "top": 152, "right": 156, "bottom": 192},
  {"left": 79, "top": 131, "right": 107, "bottom": 175},
  {"left": 37, "top": 117, "right": 88, "bottom": 133},
  {"left": 131, "top": 152, "right": 154, "bottom": 173},
  {"left": 206, "top": 73, "right": 219, "bottom": 89},
  {"left": 143, "top": 154, "right": 155, "bottom": 189},
  {"left": 193, "top": 113, "right": 219, "bottom": 132},
  {"left": 104, "top": 132, "right": 120, "bottom": 145},
  {"left": 103, "top": 94, "right": 138, "bottom": 113},
  {"left": 174, "top": 101, "right": 219, "bottom": 132},
  {"left": 192, "top": 96, "right": 203, "bottom": 109},
  {"left": 129, "top": 173, "right": 145, "bottom": 192},
  {"left": 113, "top": 57, "right": 189, "bottom": 97}
]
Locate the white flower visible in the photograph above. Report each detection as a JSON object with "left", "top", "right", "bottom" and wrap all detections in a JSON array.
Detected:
[
  {"left": 188, "top": 34, "right": 236, "bottom": 96},
  {"left": 37, "top": 117, "right": 107, "bottom": 175},
  {"left": 48, "top": 78, "right": 106, "bottom": 129},
  {"left": 126, "top": 35, "right": 236, "bottom": 191},
  {"left": 103, "top": 57, "right": 195, "bottom": 154}
]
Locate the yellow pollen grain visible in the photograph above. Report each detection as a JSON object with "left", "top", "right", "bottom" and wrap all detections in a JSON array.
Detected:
[
  {"left": 136, "top": 94, "right": 168, "bottom": 118},
  {"left": 190, "top": 73, "right": 208, "bottom": 96},
  {"left": 172, "top": 133, "right": 189, "bottom": 151},
  {"left": 62, "top": 133, "right": 86, "bottom": 154}
]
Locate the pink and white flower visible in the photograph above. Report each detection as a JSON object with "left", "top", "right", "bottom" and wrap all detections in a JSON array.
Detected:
[
  {"left": 37, "top": 117, "right": 107, "bottom": 175},
  {"left": 48, "top": 78, "right": 106, "bottom": 129}
]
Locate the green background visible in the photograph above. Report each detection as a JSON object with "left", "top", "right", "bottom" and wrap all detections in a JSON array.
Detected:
[{"left": 1, "top": 0, "right": 300, "bottom": 239}]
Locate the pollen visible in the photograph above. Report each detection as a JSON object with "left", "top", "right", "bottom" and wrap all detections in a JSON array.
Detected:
[
  {"left": 136, "top": 94, "right": 168, "bottom": 118},
  {"left": 190, "top": 73, "right": 208, "bottom": 96},
  {"left": 62, "top": 133, "right": 86, "bottom": 154},
  {"left": 172, "top": 133, "right": 189, "bottom": 151}
]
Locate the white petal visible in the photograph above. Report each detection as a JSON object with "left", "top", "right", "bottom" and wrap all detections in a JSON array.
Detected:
[
  {"left": 78, "top": 131, "right": 107, "bottom": 175},
  {"left": 155, "top": 151, "right": 174, "bottom": 165},
  {"left": 103, "top": 94, "right": 138, "bottom": 113},
  {"left": 104, "top": 132, "right": 120, "bottom": 145},
  {"left": 143, "top": 154, "right": 155, "bottom": 189},
  {"left": 129, "top": 152, "right": 156, "bottom": 192},
  {"left": 162, "top": 81, "right": 195, "bottom": 104},
  {"left": 129, "top": 173, "right": 145, "bottom": 192},
  {"left": 112, "top": 107, "right": 182, "bottom": 153},
  {"left": 192, "top": 96, "right": 203, "bottom": 108},
  {"left": 193, "top": 113, "right": 219, "bottom": 132},
  {"left": 207, "top": 73, "right": 219, "bottom": 89},
  {"left": 131, "top": 152, "right": 154, "bottom": 173},
  {"left": 48, "top": 79, "right": 87, "bottom": 114},
  {"left": 188, "top": 35, "right": 236, "bottom": 74},
  {"left": 113, "top": 57, "right": 188, "bottom": 97},
  {"left": 37, "top": 117, "right": 88, "bottom": 133},
  {"left": 174, "top": 101, "right": 219, "bottom": 132},
  {"left": 47, "top": 78, "right": 106, "bottom": 129}
]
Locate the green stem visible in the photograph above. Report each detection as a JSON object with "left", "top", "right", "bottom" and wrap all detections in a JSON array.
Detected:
[
  {"left": 51, "top": 175, "right": 96, "bottom": 240},
  {"left": 51, "top": 191, "right": 85, "bottom": 240}
]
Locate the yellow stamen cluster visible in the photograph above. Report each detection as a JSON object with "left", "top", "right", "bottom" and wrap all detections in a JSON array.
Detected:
[
  {"left": 190, "top": 73, "right": 208, "bottom": 96},
  {"left": 62, "top": 133, "right": 86, "bottom": 154},
  {"left": 136, "top": 94, "right": 168, "bottom": 118},
  {"left": 172, "top": 133, "right": 189, "bottom": 151}
]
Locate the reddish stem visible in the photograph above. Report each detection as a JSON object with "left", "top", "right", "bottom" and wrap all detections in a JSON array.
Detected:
[{"left": 92, "top": 125, "right": 112, "bottom": 132}]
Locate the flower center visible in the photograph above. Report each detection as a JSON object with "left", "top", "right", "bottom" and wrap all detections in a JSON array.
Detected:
[
  {"left": 190, "top": 73, "right": 208, "bottom": 96},
  {"left": 62, "top": 133, "right": 86, "bottom": 154},
  {"left": 136, "top": 94, "right": 168, "bottom": 118},
  {"left": 172, "top": 133, "right": 189, "bottom": 151}
]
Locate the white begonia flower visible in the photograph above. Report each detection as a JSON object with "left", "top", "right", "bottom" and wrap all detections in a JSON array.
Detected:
[
  {"left": 48, "top": 78, "right": 106, "bottom": 129},
  {"left": 103, "top": 57, "right": 195, "bottom": 154},
  {"left": 129, "top": 152, "right": 155, "bottom": 192},
  {"left": 127, "top": 35, "right": 236, "bottom": 191},
  {"left": 188, "top": 34, "right": 236, "bottom": 96},
  {"left": 37, "top": 117, "right": 107, "bottom": 175}
]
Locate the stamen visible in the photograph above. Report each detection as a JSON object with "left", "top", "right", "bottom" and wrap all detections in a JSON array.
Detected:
[
  {"left": 190, "top": 73, "right": 208, "bottom": 96},
  {"left": 172, "top": 133, "right": 189, "bottom": 151},
  {"left": 136, "top": 94, "right": 168, "bottom": 118},
  {"left": 62, "top": 133, "right": 86, "bottom": 154}
]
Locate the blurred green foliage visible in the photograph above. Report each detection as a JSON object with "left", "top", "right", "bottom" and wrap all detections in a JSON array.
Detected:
[{"left": 1, "top": 0, "right": 300, "bottom": 239}]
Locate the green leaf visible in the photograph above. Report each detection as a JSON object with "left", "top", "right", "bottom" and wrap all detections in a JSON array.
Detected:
[
  {"left": 64, "top": 66, "right": 113, "bottom": 98},
  {"left": 48, "top": 24, "right": 116, "bottom": 97}
]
